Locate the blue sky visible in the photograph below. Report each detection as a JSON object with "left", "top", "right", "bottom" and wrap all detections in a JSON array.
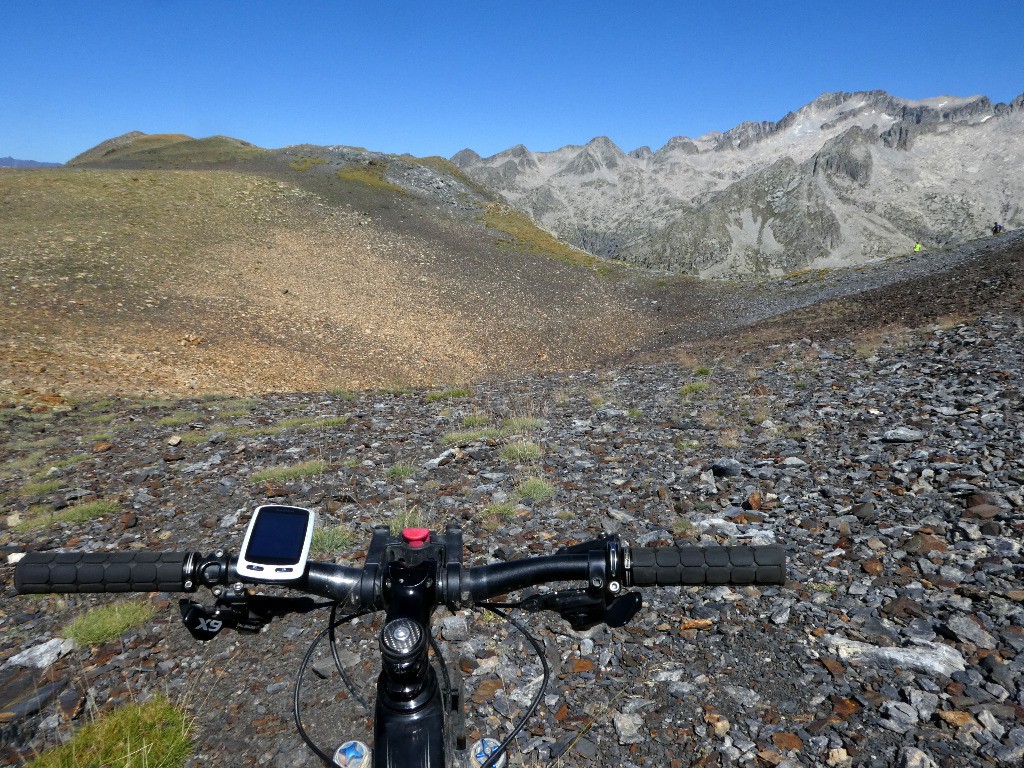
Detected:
[{"left": 3, "top": 1, "right": 1023, "bottom": 163}]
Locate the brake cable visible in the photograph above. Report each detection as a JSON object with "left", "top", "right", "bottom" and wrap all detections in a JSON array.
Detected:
[
  {"left": 473, "top": 605, "right": 552, "bottom": 768},
  {"left": 328, "top": 602, "right": 372, "bottom": 711},
  {"left": 294, "top": 604, "right": 373, "bottom": 766}
]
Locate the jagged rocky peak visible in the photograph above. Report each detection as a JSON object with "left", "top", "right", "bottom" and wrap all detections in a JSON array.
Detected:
[
  {"left": 451, "top": 88, "right": 1024, "bottom": 277},
  {"left": 451, "top": 148, "right": 481, "bottom": 167},
  {"left": 656, "top": 136, "right": 700, "bottom": 156},
  {"left": 499, "top": 144, "right": 533, "bottom": 160},
  {"left": 584, "top": 135, "right": 625, "bottom": 155}
]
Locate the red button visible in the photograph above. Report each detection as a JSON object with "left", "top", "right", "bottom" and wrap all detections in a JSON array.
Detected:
[{"left": 402, "top": 527, "right": 430, "bottom": 548}]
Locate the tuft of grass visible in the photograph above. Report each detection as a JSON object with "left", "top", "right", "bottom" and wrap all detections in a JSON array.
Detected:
[
  {"left": 501, "top": 416, "right": 543, "bottom": 433},
  {"left": 442, "top": 428, "right": 501, "bottom": 445},
  {"left": 26, "top": 695, "right": 192, "bottom": 768},
  {"left": 221, "top": 424, "right": 283, "bottom": 438},
  {"left": 155, "top": 412, "right": 198, "bottom": 428},
  {"left": 717, "top": 428, "right": 742, "bottom": 449},
  {"left": 675, "top": 439, "right": 701, "bottom": 452},
  {"left": 672, "top": 518, "right": 698, "bottom": 539},
  {"left": 16, "top": 500, "right": 120, "bottom": 530},
  {"left": 337, "top": 159, "right": 406, "bottom": 193},
  {"left": 276, "top": 415, "right": 350, "bottom": 429},
  {"left": 483, "top": 501, "right": 517, "bottom": 519},
  {"left": 426, "top": 387, "right": 471, "bottom": 402},
  {"left": 10, "top": 436, "right": 60, "bottom": 451},
  {"left": 501, "top": 441, "right": 542, "bottom": 463},
  {"left": 18, "top": 479, "right": 64, "bottom": 498},
  {"left": 7, "top": 449, "right": 49, "bottom": 472},
  {"left": 64, "top": 599, "right": 157, "bottom": 645},
  {"left": 289, "top": 156, "right": 326, "bottom": 171},
  {"left": 310, "top": 525, "right": 355, "bottom": 556},
  {"left": 387, "top": 506, "right": 425, "bottom": 535},
  {"left": 679, "top": 381, "right": 711, "bottom": 398},
  {"left": 386, "top": 462, "right": 417, "bottom": 480},
  {"left": 250, "top": 460, "right": 328, "bottom": 484},
  {"left": 380, "top": 385, "right": 416, "bottom": 396},
  {"left": 462, "top": 413, "right": 490, "bottom": 427},
  {"left": 513, "top": 477, "right": 555, "bottom": 503}
]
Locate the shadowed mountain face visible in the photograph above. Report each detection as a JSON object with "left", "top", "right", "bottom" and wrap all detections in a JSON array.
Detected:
[
  {"left": 0, "top": 157, "right": 62, "bottom": 168},
  {"left": 452, "top": 90, "right": 1024, "bottom": 277}
]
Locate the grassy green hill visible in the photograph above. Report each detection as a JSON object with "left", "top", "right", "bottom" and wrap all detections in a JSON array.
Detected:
[{"left": 0, "top": 133, "right": 667, "bottom": 401}]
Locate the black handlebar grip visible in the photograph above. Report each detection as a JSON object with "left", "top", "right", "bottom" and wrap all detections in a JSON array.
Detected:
[
  {"left": 14, "top": 551, "right": 190, "bottom": 594},
  {"left": 628, "top": 545, "right": 785, "bottom": 586}
]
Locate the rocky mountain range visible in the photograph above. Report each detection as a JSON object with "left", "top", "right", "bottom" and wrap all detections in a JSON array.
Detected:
[{"left": 453, "top": 91, "right": 1024, "bottom": 277}]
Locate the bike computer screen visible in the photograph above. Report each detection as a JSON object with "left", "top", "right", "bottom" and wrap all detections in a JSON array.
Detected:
[{"left": 237, "top": 505, "right": 315, "bottom": 582}]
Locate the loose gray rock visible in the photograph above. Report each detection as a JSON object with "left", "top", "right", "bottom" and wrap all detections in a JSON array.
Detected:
[{"left": 822, "top": 635, "right": 966, "bottom": 676}]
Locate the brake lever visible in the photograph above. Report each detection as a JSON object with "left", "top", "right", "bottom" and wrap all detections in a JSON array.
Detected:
[{"left": 519, "top": 589, "right": 643, "bottom": 631}]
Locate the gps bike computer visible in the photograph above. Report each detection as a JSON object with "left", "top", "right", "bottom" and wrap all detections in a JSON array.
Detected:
[{"left": 237, "top": 505, "right": 316, "bottom": 582}]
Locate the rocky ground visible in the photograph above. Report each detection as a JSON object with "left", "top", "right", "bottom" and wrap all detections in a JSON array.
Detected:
[{"left": 1, "top": 265, "right": 1022, "bottom": 767}]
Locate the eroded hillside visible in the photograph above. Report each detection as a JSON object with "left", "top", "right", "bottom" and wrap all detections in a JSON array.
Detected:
[{"left": 0, "top": 164, "right": 655, "bottom": 398}]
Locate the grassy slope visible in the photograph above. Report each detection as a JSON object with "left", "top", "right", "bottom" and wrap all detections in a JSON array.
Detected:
[{"left": 0, "top": 138, "right": 656, "bottom": 400}]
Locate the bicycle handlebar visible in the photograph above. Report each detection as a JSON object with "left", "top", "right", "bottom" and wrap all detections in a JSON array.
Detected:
[
  {"left": 14, "top": 551, "right": 196, "bottom": 594},
  {"left": 14, "top": 541, "right": 785, "bottom": 603}
]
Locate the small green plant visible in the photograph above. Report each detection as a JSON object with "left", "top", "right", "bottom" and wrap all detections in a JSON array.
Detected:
[
  {"left": 26, "top": 696, "right": 192, "bottom": 768},
  {"left": 501, "top": 441, "right": 542, "bottom": 463},
  {"left": 483, "top": 501, "right": 517, "bottom": 519},
  {"left": 211, "top": 397, "right": 259, "bottom": 413},
  {"left": 250, "top": 460, "right": 328, "bottom": 484},
  {"left": 695, "top": 366, "right": 713, "bottom": 376},
  {"left": 64, "top": 599, "right": 157, "bottom": 645},
  {"left": 18, "top": 479, "right": 63, "bottom": 498},
  {"left": 462, "top": 413, "right": 490, "bottom": 427},
  {"left": 277, "top": 415, "right": 350, "bottom": 429},
  {"left": 627, "top": 408, "right": 642, "bottom": 419},
  {"left": 513, "top": 477, "right": 555, "bottom": 503},
  {"left": 155, "top": 412, "right": 197, "bottom": 427},
  {"left": 290, "top": 156, "right": 327, "bottom": 171},
  {"left": 442, "top": 428, "right": 501, "bottom": 445},
  {"left": 16, "top": 500, "right": 120, "bottom": 530},
  {"left": 675, "top": 439, "right": 701, "bottom": 451},
  {"left": 426, "top": 387, "right": 471, "bottom": 402},
  {"left": 672, "top": 518, "right": 698, "bottom": 539},
  {"left": 84, "top": 412, "right": 118, "bottom": 424},
  {"left": 387, "top": 506, "right": 425, "bottom": 535},
  {"left": 310, "top": 525, "right": 355, "bottom": 556},
  {"left": 337, "top": 160, "right": 406, "bottom": 193},
  {"left": 48, "top": 453, "right": 91, "bottom": 470},
  {"left": 501, "top": 416, "right": 543, "bottom": 433},
  {"left": 380, "top": 385, "right": 416, "bottom": 396},
  {"left": 387, "top": 462, "right": 417, "bottom": 480},
  {"left": 10, "top": 436, "right": 60, "bottom": 451},
  {"left": 679, "top": 381, "right": 711, "bottom": 398},
  {"left": 8, "top": 449, "right": 49, "bottom": 472}
]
